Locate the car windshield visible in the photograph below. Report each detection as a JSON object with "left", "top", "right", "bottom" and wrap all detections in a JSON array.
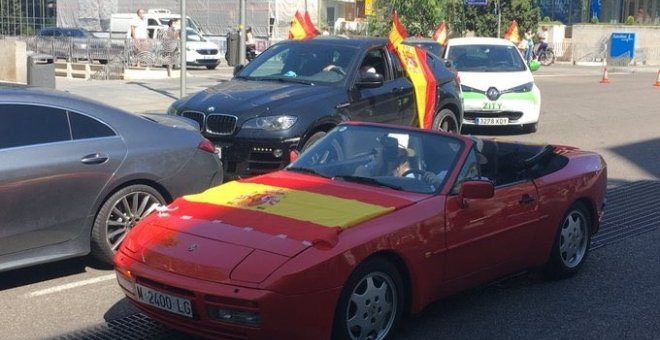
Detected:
[
  {"left": 236, "top": 41, "right": 360, "bottom": 86},
  {"left": 186, "top": 28, "right": 206, "bottom": 42},
  {"left": 287, "top": 124, "right": 464, "bottom": 194},
  {"left": 447, "top": 44, "right": 526, "bottom": 72},
  {"left": 62, "top": 29, "right": 91, "bottom": 38}
]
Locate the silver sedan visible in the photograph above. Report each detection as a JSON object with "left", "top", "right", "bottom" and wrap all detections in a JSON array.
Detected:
[{"left": 0, "top": 83, "right": 223, "bottom": 271}]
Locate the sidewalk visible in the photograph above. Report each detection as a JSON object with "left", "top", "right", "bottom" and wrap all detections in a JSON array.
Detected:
[{"left": 56, "top": 65, "right": 235, "bottom": 113}]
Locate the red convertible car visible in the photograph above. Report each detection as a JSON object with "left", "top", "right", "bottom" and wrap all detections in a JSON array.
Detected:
[{"left": 114, "top": 122, "right": 607, "bottom": 340}]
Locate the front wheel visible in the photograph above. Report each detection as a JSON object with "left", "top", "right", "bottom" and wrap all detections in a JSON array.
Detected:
[
  {"left": 544, "top": 202, "right": 592, "bottom": 279},
  {"left": 332, "top": 257, "right": 404, "bottom": 340},
  {"left": 540, "top": 50, "right": 555, "bottom": 66},
  {"left": 206, "top": 65, "right": 218, "bottom": 70},
  {"left": 431, "top": 108, "right": 460, "bottom": 134},
  {"left": 91, "top": 185, "right": 166, "bottom": 264}
]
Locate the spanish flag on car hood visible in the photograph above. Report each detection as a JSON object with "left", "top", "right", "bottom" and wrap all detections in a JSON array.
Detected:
[
  {"left": 154, "top": 175, "right": 415, "bottom": 248},
  {"left": 388, "top": 12, "right": 438, "bottom": 129},
  {"left": 288, "top": 10, "right": 319, "bottom": 40}
]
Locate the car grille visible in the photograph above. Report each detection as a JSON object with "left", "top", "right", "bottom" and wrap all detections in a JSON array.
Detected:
[
  {"left": 206, "top": 114, "right": 237, "bottom": 135},
  {"left": 180, "top": 111, "right": 205, "bottom": 131},
  {"left": 464, "top": 111, "right": 524, "bottom": 121},
  {"left": 197, "top": 49, "right": 218, "bottom": 55}
]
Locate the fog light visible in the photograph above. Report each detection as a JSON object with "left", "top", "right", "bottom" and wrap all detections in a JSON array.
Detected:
[
  {"left": 207, "top": 306, "right": 261, "bottom": 327},
  {"left": 272, "top": 149, "right": 283, "bottom": 158}
]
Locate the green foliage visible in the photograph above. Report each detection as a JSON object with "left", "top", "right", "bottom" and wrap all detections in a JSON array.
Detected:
[
  {"left": 590, "top": 16, "right": 599, "bottom": 24},
  {"left": 625, "top": 16, "right": 635, "bottom": 25},
  {"left": 368, "top": 0, "right": 445, "bottom": 37},
  {"left": 543, "top": 16, "right": 552, "bottom": 22}
]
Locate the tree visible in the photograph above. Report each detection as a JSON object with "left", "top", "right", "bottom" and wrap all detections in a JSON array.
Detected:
[
  {"left": 368, "top": 0, "right": 445, "bottom": 37},
  {"left": 367, "top": 0, "right": 539, "bottom": 39}
]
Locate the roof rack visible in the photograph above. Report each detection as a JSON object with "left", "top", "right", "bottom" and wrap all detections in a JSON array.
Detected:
[{"left": 147, "top": 9, "right": 171, "bottom": 14}]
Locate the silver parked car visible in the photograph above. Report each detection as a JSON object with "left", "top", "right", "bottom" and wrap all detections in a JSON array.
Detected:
[{"left": 0, "top": 83, "right": 223, "bottom": 271}]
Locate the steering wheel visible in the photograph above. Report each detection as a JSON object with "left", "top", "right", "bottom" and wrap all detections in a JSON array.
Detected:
[
  {"left": 327, "top": 65, "right": 346, "bottom": 76},
  {"left": 401, "top": 169, "right": 427, "bottom": 179}
]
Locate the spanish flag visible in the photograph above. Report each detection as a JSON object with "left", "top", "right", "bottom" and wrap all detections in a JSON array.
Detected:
[
  {"left": 432, "top": 21, "right": 448, "bottom": 46},
  {"left": 504, "top": 20, "right": 522, "bottom": 45},
  {"left": 288, "top": 10, "right": 319, "bottom": 40},
  {"left": 388, "top": 12, "right": 437, "bottom": 129}
]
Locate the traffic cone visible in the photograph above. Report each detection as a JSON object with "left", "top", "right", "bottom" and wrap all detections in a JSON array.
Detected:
[
  {"left": 600, "top": 65, "right": 610, "bottom": 84},
  {"left": 654, "top": 70, "right": 660, "bottom": 87}
]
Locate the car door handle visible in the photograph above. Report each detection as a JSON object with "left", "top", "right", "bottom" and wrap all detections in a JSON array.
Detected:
[
  {"left": 81, "top": 153, "right": 109, "bottom": 165},
  {"left": 519, "top": 194, "right": 535, "bottom": 205}
]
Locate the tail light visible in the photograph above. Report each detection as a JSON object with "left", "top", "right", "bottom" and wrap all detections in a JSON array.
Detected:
[{"left": 198, "top": 138, "right": 216, "bottom": 154}]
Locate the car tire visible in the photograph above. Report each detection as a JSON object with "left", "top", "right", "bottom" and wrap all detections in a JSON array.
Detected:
[
  {"left": 90, "top": 185, "right": 166, "bottom": 264},
  {"left": 432, "top": 108, "right": 459, "bottom": 134},
  {"left": 544, "top": 202, "right": 592, "bottom": 279},
  {"left": 332, "top": 257, "right": 404, "bottom": 340},
  {"left": 206, "top": 65, "right": 218, "bottom": 70},
  {"left": 301, "top": 131, "right": 327, "bottom": 152},
  {"left": 99, "top": 59, "right": 108, "bottom": 65}
]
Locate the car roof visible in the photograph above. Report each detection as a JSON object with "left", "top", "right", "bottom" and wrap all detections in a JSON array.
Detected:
[
  {"left": 446, "top": 37, "right": 515, "bottom": 46},
  {"left": 307, "top": 35, "right": 389, "bottom": 48},
  {"left": 403, "top": 37, "right": 439, "bottom": 44}
]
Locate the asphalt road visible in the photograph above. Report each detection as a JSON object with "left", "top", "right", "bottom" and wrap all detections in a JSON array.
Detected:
[{"left": 1, "top": 66, "right": 659, "bottom": 340}]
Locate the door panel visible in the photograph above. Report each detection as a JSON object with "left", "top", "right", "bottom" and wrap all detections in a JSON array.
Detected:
[
  {"left": 0, "top": 138, "right": 126, "bottom": 256},
  {"left": 444, "top": 181, "right": 539, "bottom": 281}
]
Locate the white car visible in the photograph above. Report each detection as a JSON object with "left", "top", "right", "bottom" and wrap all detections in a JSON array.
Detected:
[
  {"left": 444, "top": 37, "right": 541, "bottom": 132},
  {"left": 149, "top": 26, "right": 221, "bottom": 70}
]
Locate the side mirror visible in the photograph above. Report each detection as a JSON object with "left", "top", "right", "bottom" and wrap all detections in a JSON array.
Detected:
[
  {"left": 233, "top": 64, "right": 245, "bottom": 76},
  {"left": 355, "top": 72, "right": 384, "bottom": 89},
  {"left": 458, "top": 180, "right": 494, "bottom": 207},
  {"left": 528, "top": 60, "right": 540, "bottom": 72},
  {"left": 443, "top": 58, "right": 453, "bottom": 69}
]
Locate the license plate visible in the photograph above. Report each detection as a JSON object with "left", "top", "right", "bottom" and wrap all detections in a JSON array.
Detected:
[
  {"left": 215, "top": 146, "right": 222, "bottom": 159},
  {"left": 135, "top": 284, "right": 193, "bottom": 318},
  {"left": 475, "top": 117, "right": 509, "bottom": 125}
]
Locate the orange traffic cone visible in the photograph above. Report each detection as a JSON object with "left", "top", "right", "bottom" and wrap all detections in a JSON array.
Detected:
[
  {"left": 654, "top": 70, "right": 660, "bottom": 87},
  {"left": 600, "top": 66, "right": 610, "bottom": 84}
]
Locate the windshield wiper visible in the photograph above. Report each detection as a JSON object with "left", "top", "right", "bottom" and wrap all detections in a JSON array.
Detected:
[
  {"left": 332, "top": 175, "right": 404, "bottom": 191},
  {"left": 286, "top": 166, "right": 328, "bottom": 178},
  {"left": 258, "top": 76, "right": 315, "bottom": 86}
]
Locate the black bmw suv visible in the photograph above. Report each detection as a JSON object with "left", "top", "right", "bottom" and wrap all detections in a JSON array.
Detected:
[{"left": 168, "top": 36, "right": 463, "bottom": 180}]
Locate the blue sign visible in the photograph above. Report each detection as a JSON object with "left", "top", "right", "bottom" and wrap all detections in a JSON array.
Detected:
[
  {"left": 610, "top": 32, "right": 635, "bottom": 58},
  {"left": 465, "top": 0, "right": 488, "bottom": 5}
]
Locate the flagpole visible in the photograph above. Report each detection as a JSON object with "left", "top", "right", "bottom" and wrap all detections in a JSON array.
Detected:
[
  {"left": 239, "top": 0, "right": 246, "bottom": 64},
  {"left": 180, "top": 0, "right": 187, "bottom": 98},
  {"left": 497, "top": 0, "right": 501, "bottom": 38}
]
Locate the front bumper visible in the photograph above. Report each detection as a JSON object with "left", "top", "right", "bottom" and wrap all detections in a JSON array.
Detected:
[
  {"left": 212, "top": 137, "right": 300, "bottom": 180},
  {"left": 461, "top": 90, "right": 541, "bottom": 127},
  {"left": 115, "top": 250, "right": 339, "bottom": 340}
]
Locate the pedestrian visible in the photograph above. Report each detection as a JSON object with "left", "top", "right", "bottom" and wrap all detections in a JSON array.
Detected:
[
  {"left": 130, "top": 8, "right": 149, "bottom": 66},
  {"left": 163, "top": 19, "right": 180, "bottom": 77},
  {"left": 523, "top": 28, "right": 534, "bottom": 63}
]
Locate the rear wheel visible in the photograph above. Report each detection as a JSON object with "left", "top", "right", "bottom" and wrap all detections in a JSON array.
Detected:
[
  {"left": 91, "top": 185, "right": 165, "bottom": 264},
  {"left": 206, "top": 65, "right": 218, "bottom": 70},
  {"left": 332, "top": 257, "right": 404, "bottom": 340},
  {"left": 431, "top": 108, "right": 460, "bottom": 134},
  {"left": 544, "top": 202, "right": 592, "bottom": 279},
  {"left": 540, "top": 50, "right": 555, "bottom": 66}
]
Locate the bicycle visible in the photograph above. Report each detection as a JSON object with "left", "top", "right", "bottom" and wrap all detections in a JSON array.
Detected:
[{"left": 532, "top": 43, "right": 555, "bottom": 66}]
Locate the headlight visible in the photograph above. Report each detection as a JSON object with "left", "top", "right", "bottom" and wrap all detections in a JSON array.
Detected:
[
  {"left": 242, "top": 115, "right": 297, "bottom": 131},
  {"left": 509, "top": 82, "right": 534, "bottom": 93}
]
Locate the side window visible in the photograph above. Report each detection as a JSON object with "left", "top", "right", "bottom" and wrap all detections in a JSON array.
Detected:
[
  {"left": 0, "top": 104, "right": 70, "bottom": 149},
  {"left": 451, "top": 148, "right": 482, "bottom": 194},
  {"left": 360, "top": 49, "right": 389, "bottom": 80},
  {"left": 69, "top": 111, "right": 115, "bottom": 140},
  {"left": 147, "top": 19, "right": 159, "bottom": 26}
]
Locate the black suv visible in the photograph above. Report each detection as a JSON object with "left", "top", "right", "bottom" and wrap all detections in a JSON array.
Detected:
[{"left": 168, "top": 36, "right": 463, "bottom": 179}]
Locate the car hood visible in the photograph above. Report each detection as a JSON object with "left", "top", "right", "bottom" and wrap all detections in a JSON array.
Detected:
[
  {"left": 122, "top": 172, "right": 420, "bottom": 284},
  {"left": 141, "top": 113, "right": 201, "bottom": 131},
  {"left": 458, "top": 70, "right": 534, "bottom": 92},
  {"left": 186, "top": 40, "right": 218, "bottom": 49},
  {"left": 179, "top": 80, "right": 335, "bottom": 116}
]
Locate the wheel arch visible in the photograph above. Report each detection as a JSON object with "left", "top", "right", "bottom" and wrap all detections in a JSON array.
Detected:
[
  {"left": 574, "top": 196, "right": 597, "bottom": 234},
  {"left": 361, "top": 250, "right": 413, "bottom": 316},
  {"left": 300, "top": 121, "right": 339, "bottom": 149}
]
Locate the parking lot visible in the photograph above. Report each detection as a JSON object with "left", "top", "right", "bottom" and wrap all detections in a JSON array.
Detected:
[{"left": 2, "top": 64, "right": 660, "bottom": 339}]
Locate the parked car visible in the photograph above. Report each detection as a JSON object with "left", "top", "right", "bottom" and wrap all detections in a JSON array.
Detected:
[
  {"left": 115, "top": 121, "right": 607, "bottom": 340},
  {"left": 35, "top": 27, "right": 110, "bottom": 64},
  {"left": 149, "top": 26, "right": 221, "bottom": 69},
  {"left": 167, "top": 36, "right": 463, "bottom": 180},
  {"left": 443, "top": 37, "right": 541, "bottom": 133},
  {"left": 0, "top": 83, "right": 223, "bottom": 271}
]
